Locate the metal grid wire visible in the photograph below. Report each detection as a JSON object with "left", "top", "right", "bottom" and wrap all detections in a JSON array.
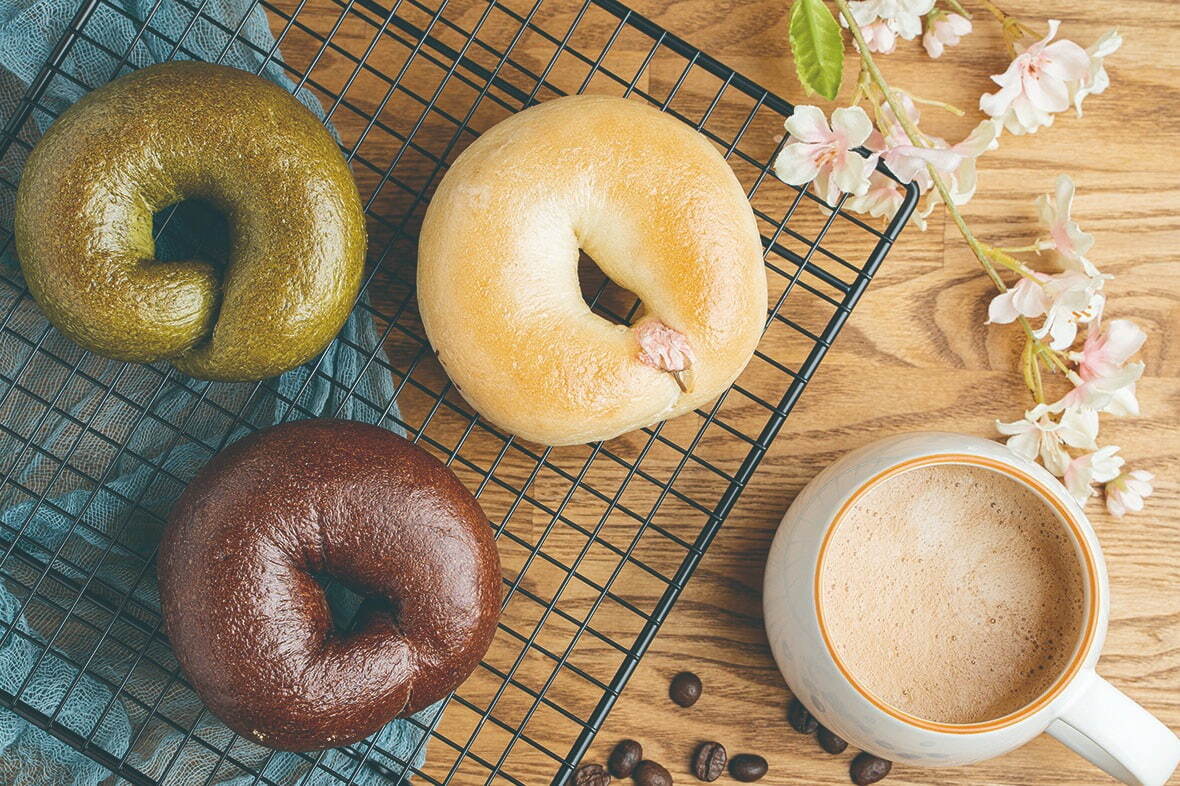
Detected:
[{"left": 0, "top": 0, "right": 917, "bottom": 782}]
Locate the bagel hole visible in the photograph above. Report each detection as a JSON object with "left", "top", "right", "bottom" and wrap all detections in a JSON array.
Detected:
[
  {"left": 310, "top": 572, "right": 401, "bottom": 636},
  {"left": 578, "top": 250, "right": 641, "bottom": 326},
  {"left": 152, "top": 198, "right": 232, "bottom": 269}
]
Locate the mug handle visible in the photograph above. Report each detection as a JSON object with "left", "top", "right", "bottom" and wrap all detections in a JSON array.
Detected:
[{"left": 1046, "top": 670, "right": 1180, "bottom": 786}]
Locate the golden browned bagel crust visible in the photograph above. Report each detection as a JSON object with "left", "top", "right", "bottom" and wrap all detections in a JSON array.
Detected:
[{"left": 417, "top": 95, "right": 767, "bottom": 445}]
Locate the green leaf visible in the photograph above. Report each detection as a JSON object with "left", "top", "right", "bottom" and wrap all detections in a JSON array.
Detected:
[{"left": 789, "top": 0, "right": 845, "bottom": 101}]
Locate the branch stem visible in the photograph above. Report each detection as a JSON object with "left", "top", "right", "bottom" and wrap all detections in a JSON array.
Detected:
[
  {"left": 976, "top": 0, "right": 1039, "bottom": 46},
  {"left": 943, "top": 0, "right": 972, "bottom": 19},
  {"left": 997, "top": 241, "right": 1053, "bottom": 254},
  {"left": 832, "top": 0, "right": 1069, "bottom": 394},
  {"left": 897, "top": 89, "right": 966, "bottom": 116},
  {"left": 833, "top": 0, "right": 1006, "bottom": 290}
]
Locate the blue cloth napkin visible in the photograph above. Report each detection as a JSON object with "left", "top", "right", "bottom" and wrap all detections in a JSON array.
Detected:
[{"left": 0, "top": 0, "right": 438, "bottom": 783}]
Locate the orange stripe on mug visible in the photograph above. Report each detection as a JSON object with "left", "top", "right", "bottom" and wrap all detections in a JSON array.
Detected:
[{"left": 812, "top": 453, "right": 1100, "bottom": 735}]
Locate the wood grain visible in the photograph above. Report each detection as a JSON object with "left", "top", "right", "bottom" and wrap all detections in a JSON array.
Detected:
[
  {"left": 266, "top": 1, "right": 1180, "bottom": 784},
  {"left": 582, "top": 3, "right": 1180, "bottom": 786}
]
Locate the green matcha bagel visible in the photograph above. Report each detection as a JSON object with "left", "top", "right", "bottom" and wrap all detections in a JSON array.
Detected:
[{"left": 14, "top": 61, "right": 366, "bottom": 381}]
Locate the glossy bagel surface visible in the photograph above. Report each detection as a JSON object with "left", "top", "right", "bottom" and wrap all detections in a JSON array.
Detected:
[
  {"left": 418, "top": 94, "right": 767, "bottom": 446},
  {"left": 14, "top": 61, "right": 365, "bottom": 381},
  {"left": 158, "top": 419, "right": 501, "bottom": 751}
]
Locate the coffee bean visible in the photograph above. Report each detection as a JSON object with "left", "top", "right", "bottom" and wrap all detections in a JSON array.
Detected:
[
  {"left": 573, "top": 762, "right": 610, "bottom": 786},
  {"left": 691, "top": 741, "right": 726, "bottom": 782},
  {"left": 728, "top": 753, "right": 768, "bottom": 782},
  {"left": 787, "top": 697, "right": 818, "bottom": 734},
  {"left": 817, "top": 725, "right": 848, "bottom": 754},
  {"left": 573, "top": 762, "right": 611, "bottom": 786},
  {"left": 849, "top": 753, "right": 892, "bottom": 785},
  {"left": 634, "top": 759, "right": 672, "bottom": 786},
  {"left": 670, "top": 672, "right": 702, "bottom": 707},
  {"left": 608, "top": 739, "right": 642, "bottom": 778}
]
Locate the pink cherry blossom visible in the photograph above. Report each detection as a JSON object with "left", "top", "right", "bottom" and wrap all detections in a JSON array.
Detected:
[
  {"left": 923, "top": 12, "right": 972, "bottom": 59},
  {"left": 1103, "top": 383, "right": 1140, "bottom": 417},
  {"left": 842, "top": 171, "right": 907, "bottom": 223},
  {"left": 774, "top": 106, "right": 878, "bottom": 198},
  {"left": 1072, "top": 318, "right": 1146, "bottom": 381},
  {"left": 1034, "top": 272, "right": 1104, "bottom": 350},
  {"left": 846, "top": 0, "right": 934, "bottom": 46},
  {"left": 1064, "top": 445, "right": 1124, "bottom": 506},
  {"left": 1071, "top": 30, "right": 1122, "bottom": 116},
  {"left": 1055, "top": 362, "right": 1144, "bottom": 414},
  {"left": 1037, "top": 174, "right": 1097, "bottom": 275},
  {"left": 868, "top": 96, "right": 998, "bottom": 207},
  {"left": 635, "top": 320, "right": 694, "bottom": 372},
  {"left": 980, "top": 20, "right": 1091, "bottom": 135},
  {"left": 861, "top": 19, "right": 899, "bottom": 54},
  {"left": 986, "top": 272, "right": 1050, "bottom": 324},
  {"left": 988, "top": 269, "right": 1104, "bottom": 350},
  {"left": 1104, "top": 469, "right": 1153, "bottom": 517},
  {"left": 996, "top": 403, "right": 1097, "bottom": 477}
]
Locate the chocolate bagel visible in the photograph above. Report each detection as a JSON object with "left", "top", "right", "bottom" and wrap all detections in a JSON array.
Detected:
[{"left": 158, "top": 419, "right": 501, "bottom": 751}]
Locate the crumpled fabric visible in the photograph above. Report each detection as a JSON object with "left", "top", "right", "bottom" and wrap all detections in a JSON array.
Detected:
[{"left": 0, "top": 0, "right": 437, "bottom": 782}]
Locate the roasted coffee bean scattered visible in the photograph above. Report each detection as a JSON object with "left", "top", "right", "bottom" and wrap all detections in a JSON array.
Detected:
[
  {"left": 787, "top": 697, "right": 818, "bottom": 734},
  {"left": 634, "top": 759, "right": 673, "bottom": 786},
  {"left": 817, "top": 725, "right": 848, "bottom": 754},
  {"left": 849, "top": 753, "right": 892, "bottom": 785},
  {"left": 691, "top": 741, "right": 727, "bottom": 782},
  {"left": 670, "top": 672, "right": 703, "bottom": 707},
  {"left": 573, "top": 762, "right": 611, "bottom": 786},
  {"left": 608, "top": 739, "right": 642, "bottom": 778},
  {"left": 728, "top": 753, "right": 768, "bottom": 782}
]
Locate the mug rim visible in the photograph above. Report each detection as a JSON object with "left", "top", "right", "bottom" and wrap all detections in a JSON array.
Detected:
[{"left": 813, "top": 452, "right": 1101, "bottom": 735}]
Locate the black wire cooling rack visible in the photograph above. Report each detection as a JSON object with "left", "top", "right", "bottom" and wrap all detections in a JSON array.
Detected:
[{"left": 0, "top": 0, "right": 917, "bottom": 783}]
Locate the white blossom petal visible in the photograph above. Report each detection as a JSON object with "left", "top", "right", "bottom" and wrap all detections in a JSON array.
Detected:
[
  {"left": 1064, "top": 445, "right": 1124, "bottom": 505},
  {"left": 773, "top": 143, "right": 824, "bottom": 185},
  {"left": 1005, "top": 428, "right": 1041, "bottom": 462},
  {"left": 1040, "top": 39, "right": 1092, "bottom": 82},
  {"left": 1103, "top": 383, "right": 1140, "bottom": 417},
  {"left": 995, "top": 416, "right": 1032, "bottom": 437},
  {"left": 1041, "top": 436, "right": 1071, "bottom": 477},
  {"left": 1072, "top": 30, "right": 1122, "bottom": 116},
  {"left": 784, "top": 105, "right": 832, "bottom": 144},
  {"left": 1057, "top": 406, "right": 1099, "bottom": 450},
  {"left": 831, "top": 106, "right": 875, "bottom": 148},
  {"left": 953, "top": 119, "right": 1001, "bottom": 157},
  {"left": 980, "top": 20, "right": 1100, "bottom": 135},
  {"left": 830, "top": 152, "right": 878, "bottom": 197},
  {"left": 1053, "top": 362, "right": 1144, "bottom": 413}
]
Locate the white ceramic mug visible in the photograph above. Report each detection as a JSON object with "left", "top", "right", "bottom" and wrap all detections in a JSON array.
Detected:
[{"left": 763, "top": 431, "right": 1180, "bottom": 785}]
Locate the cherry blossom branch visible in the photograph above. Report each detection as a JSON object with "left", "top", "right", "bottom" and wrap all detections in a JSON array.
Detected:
[
  {"left": 996, "top": 241, "right": 1054, "bottom": 254},
  {"left": 894, "top": 89, "right": 964, "bottom": 117},
  {"left": 832, "top": 0, "right": 1066, "bottom": 399},
  {"left": 976, "top": 0, "right": 1038, "bottom": 52},
  {"left": 834, "top": 0, "right": 994, "bottom": 275},
  {"left": 777, "top": 0, "right": 1147, "bottom": 513},
  {"left": 943, "top": 0, "right": 971, "bottom": 20}
]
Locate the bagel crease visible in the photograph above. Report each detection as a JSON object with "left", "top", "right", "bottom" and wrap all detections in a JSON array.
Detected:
[
  {"left": 418, "top": 94, "right": 768, "bottom": 446},
  {"left": 158, "top": 419, "right": 502, "bottom": 751},
  {"left": 14, "top": 61, "right": 365, "bottom": 381}
]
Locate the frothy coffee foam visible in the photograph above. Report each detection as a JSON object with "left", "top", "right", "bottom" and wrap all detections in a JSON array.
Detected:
[{"left": 820, "top": 463, "right": 1085, "bottom": 724}]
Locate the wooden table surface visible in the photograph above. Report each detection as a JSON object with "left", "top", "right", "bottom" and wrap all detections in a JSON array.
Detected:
[
  {"left": 265, "top": 1, "right": 1179, "bottom": 784},
  {"left": 574, "top": 2, "right": 1180, "bottom": 786}
]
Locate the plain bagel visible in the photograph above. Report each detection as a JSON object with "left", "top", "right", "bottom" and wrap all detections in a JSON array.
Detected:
[
  {"left": 417, "top": 95, "right": 767, "bottom": 446},
  {"left": 158, "top": 419, "right": 501, "bottom": 751}
]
